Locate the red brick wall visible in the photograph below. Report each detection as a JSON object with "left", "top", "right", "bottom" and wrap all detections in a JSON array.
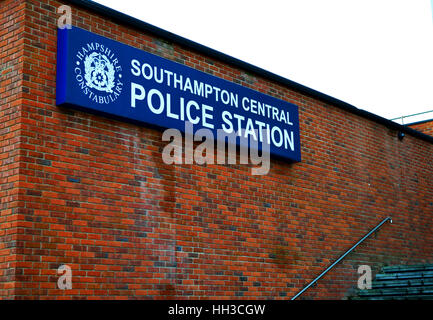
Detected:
[
  {"left": 0, "top": 0, "right": 26, "bottom": 299},
  {"left": 1, "top": 0, "right": 433, "bottom": 300},
  {"left": 409, "top": 120, "right": 433, "bottom": 137}
]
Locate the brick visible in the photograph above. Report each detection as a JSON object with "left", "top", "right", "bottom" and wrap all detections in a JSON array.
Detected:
[{"left": 0, "top": 0, "right": 432, "bottom": 301}]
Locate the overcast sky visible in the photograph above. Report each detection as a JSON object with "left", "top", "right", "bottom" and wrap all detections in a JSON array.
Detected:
[{"left": 94, "top": 0, "right": 433, "bottom": 124}]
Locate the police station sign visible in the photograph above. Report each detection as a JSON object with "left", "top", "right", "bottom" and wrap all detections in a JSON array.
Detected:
[{"left": 56, "top": 27, "right": 301, "bottom": 162}]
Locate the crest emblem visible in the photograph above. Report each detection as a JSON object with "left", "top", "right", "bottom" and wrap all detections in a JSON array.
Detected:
[
  {"left": 74, "top": 42, "right": 123, "bottom": 104},
  {"left": 84, "top": 52, "right": 115, "bottom": 93}
]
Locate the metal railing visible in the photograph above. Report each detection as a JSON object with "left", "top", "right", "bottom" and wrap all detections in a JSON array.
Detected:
[
  {"left": 291, "top": 216, "right": 392, "bottom": 300},
  {"left": 390, "top": 110, "right": 433, "bottom": 125}
]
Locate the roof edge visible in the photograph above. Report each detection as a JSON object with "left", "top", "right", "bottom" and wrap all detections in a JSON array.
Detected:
[
  {"left": 405, "top": 118, "right": 433, "bottom": 127},
  {"left": 66, "top": 0, "right": 433, "bottom": 145}
]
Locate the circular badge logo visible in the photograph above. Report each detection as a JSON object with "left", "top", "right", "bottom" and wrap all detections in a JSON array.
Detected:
[
  {"left": 74, "top": 42, "right": 123, "bottom": 104},
  {"left": 84, "top": 52, "right": 115, "bottom": 93}
]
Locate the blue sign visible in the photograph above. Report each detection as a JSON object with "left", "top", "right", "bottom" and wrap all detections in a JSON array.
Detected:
[{"left": 56, "top": 27, "right": 301, "bottom": 162}]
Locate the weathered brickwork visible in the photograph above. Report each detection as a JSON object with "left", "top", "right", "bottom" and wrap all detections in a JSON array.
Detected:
[
  {"left": 0, "top": 0, "right": 27, "bottom": 299},
  {"left": 0, "top": 0, "right": 432, "bottom": 300}
]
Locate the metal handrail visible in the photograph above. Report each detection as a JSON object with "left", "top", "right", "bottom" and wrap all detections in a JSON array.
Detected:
[
  {"left": 390, "top": 110, "right": 433, "bottom": 121},
  {"left": 390, "top": 110, "right": 433, "bottom": 125},
  {"left": 291, "top": 216, "right": 392, "bottom": 300}
]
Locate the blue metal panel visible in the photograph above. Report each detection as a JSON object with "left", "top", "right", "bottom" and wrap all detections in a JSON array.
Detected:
[{"left": 56, "top": 27, "right": 301, "bottom": 162}]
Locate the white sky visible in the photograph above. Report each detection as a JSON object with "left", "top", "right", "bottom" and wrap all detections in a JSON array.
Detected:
[{"left": 93, "top": 0, "right": 433, "bottom": 123}]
